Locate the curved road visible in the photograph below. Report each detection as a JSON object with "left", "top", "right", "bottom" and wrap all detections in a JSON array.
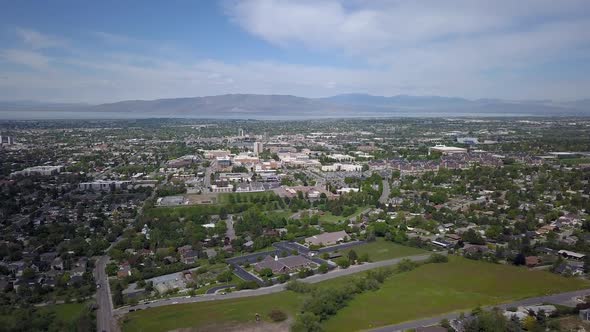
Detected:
[{"left": 206, "top": 284, "right": 235, "bottom": 294}]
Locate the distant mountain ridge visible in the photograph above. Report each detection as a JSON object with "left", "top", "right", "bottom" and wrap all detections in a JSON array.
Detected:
[{"left": 0, "top": 93, "right": 589, "bottom": 119}]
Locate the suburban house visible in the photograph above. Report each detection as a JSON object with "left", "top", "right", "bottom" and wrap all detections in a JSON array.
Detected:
[
  {"left": 254, "top": 255, "right": 315, "bottom": 274},
  {"left": 117, "top": 262, "right": 132, "bottom": 278},
  {"left": 305, "top": 230, "right": 349, "bottom": 247},
  {"left": 525, "top": 256, "right": 540, "bottom": 267},
  {"left": 180, "top": 250, "right": 199, "bottom": 265},
  {"left": 558, "top": 249, "right": 586, "bottom": 260}
]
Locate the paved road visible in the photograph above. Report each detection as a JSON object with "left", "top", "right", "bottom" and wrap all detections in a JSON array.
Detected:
[
  {"left": 95, "top": 255, "right": 119, "bottom": 332},
  {"left": 114, "top": 253, "right": 436, "bottom": 315},
  {"left": 379, "top": 178, "right": 390, "bottom": 204},
  {"left": 206, "top": 284, "right": 236, "bottom": 294},
  {"left": 274, "top": 241, "right": 310, "bottom": 255},
  {"left": 225, "top": 215, "right": 236, "bottom": 241},
  {"left": 226, "top": 249, "right": 279, "bottom": 265},
  {"left": 232, "top": 264, "right": 264, "bottom": 284},
  {"left": 370, "top": 288, "right": 590, "bottom": 332},
  {"left": 96, "top": 177, "right": 160, "bottom": 332}
]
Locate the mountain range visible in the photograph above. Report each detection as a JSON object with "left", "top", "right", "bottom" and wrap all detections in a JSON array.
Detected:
[{"left": 1, "top": 94, "right": 589, "bottom": 119}]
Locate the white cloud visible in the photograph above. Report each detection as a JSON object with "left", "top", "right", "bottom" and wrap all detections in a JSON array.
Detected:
[
  {"left": 15, "top": 27, "right": 67, "bottom": 49},
  {"left": 1, "top": 2, "right": 590, "bottom": 103},
  {"left": 227, "top": 0, "right": 590, "bottom": 51},
  {"left": 0, "top": 49, "right": 51, "bottom": 69}
]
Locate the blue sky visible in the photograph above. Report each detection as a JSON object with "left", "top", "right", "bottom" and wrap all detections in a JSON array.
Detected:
[{"left": 1, "top": 0, "right": 589, "bottom": 103}]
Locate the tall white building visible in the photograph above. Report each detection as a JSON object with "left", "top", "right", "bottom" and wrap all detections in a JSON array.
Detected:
[{"left": 253, "top": 142, "right": 263, "bottom": 155}]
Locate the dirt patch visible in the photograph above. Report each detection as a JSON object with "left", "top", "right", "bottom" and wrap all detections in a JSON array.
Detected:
[
  {"left": 556, "top": 315, "right": 590, "bottom": 331},
  {"left": 171, "top": 318, "right": 292, "bottom": 332},
  {"left": 184, "top": 193, "right": 218, "bottom": 205}
]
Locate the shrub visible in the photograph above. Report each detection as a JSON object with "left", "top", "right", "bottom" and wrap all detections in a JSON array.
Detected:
[
  {"left": 286, "top": 280, "right": 315, "bottom": 293},
  {"left": 268, "top": 309, "right": 288, "bottom": 322},
  {"left": 427, "top": 253, "right": 449, "bottom": 264},
  {"left": 318, "top": 263, "right": 329, "bottom": 274},
  {"left": 216, "top": 270, "right": 233, "bottom": 283},
  {"left": 277, "top": 273, "right": 290, "bottom": 283},
  {"left": 298, "top": 268, "right": 314, "bottom": 278},
  {"left": 336, "top": 257, "right": 350, "bottom": 269},
  {"left": 358, "top": 253, "right": 370, "bottom": 263},
  {"left": 396, "top": 259, "right": 417, "bottom": 272},
  {"left": 259, "top": 268, "right": 273, "bottom": 278},
  {"left": 236, "top": 280, "right": 259, "bottom": 290}
]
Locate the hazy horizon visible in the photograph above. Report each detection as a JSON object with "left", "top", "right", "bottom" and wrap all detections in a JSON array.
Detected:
[{"left": 1, "top": 1, "right": 590, "bottom": 105}]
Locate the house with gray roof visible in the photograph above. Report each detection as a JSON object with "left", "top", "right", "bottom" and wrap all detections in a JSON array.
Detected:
[{"left": 254, "top": 255, "right": 315, "bottom": 274}]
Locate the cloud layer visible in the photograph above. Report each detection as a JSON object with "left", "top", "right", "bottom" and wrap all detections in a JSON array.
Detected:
[{"left": 1, "top": 0, "right": 590, "bottom": 103}]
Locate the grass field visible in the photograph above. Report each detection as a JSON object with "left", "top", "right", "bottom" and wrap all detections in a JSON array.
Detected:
[
  {"left": 322, "top": 256, "right": 590, "bottom": 331},
  {"left": 121, "top": 256, "right": 590, "bottom": 332},
  {"left": 218, "top": 191, "right": 279, "bottom": 204},
  {"left": 560, "top": 158, "right": 590, "bottom": 166},
  {"left": 0, "top": 302, "right": 88, "bottom": 330},
  {"left": 122, "top": 292, "right": 303, "bottom": 332},
  {"left": 318, "top": 206, "right": 370, "bottom": 223},
  {"left": 340, "top": 238, "right": 428, "bottom": 261},
  {"left": 48, "top": 303, "right": 87, "bottom": 323}
]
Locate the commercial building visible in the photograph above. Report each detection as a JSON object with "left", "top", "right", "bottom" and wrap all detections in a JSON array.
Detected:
[
  {"left": 202, "top": 149, "right": 231, "bottom": 159},
  {"left": 78, "top": 180, "right": 131, "bottom": 191},
  {"left": 305, "top": 231, "right": 349, "bottom": 247},
  {"left": 253, "top": 142, "right": 263, "bottom": 156},
  {"left": 216, "top": 156, "right": 232, "bottom": 167},
  {"left": 428, "top": 145, "right": 467, "bottom": 155},
  {"left": 0, "top": 135, "right": 15, "bottom": 145},
  {"left": 210, "top": 184, "right": 233, "bottom": 193},
  {"left": 10, "top": 166, "right": 63, "bottom": 177},
  {"left": 321, "top": 163, "right": 362, "bottom": 172},
  {"left": 254, "top": 255, "right": 315, "bottom": 274}
]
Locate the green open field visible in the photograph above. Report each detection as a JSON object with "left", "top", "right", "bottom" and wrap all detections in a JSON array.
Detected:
[
  {"left": 0, "top": 302, "right": 89, "bottom": 330},
  {"left": 46, "top": 303, "right": 88, "bottom": 323},
  {"left": 122, "top": 292, "right": 303, "bottom": 332},
  {"left": 560, "top": 158, "right": 590, "bottom": 166},
  {"left": 218, "top": 191, "right": 279, "bottom": 204},
  {"left": 318, "top": 206, "right": 370, "bottom": 223},
  {"left": 322, "top": 256, "right": 590, "bottom": 331},
  {"left": 340, "top": 238, "right": 428, "bottom": 261},
  {"left": 121, "top": 256, "right": 590, "bottom": 332}
]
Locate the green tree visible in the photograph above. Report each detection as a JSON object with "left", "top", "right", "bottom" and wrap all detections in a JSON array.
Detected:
[
  {"left": 348, "top": 249, "right": 358, "bottom": 263},
  {"left": 336, "top": 257, "right": 350, "bottom": 269}
]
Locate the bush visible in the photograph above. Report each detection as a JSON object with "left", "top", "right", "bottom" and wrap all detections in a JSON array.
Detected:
[
  {"left": 427, "top": 253, "right": 449, "bottom": 263},
  {"left": 277, "top": 273, "right": 290, "bottom": 283},
  {"left": 396, "top": 259, "right": 417, "bottom": 272},
  {"left": 236, "top": 280, "right": 259, "bottom": 290},
  {"left": 298, "top": 268, "right": 314, "bottom": 279},
  {"left": 286, "top": 280, "right": 315, "bottom": 293},
  {"left": 259, "top": 268, "right": 273, "bottom": 278},
  {"left": 196, "top": 266, "right": 209, "bottom": 274},
  {"left": 318, "top": 263, "right": 329, "bottom": 274},
  {"left": 216, "top": 270, "right": 233, "bottom": 283},
  {"left": 292, "top": 312, "right": 322, "bottom": 332},
  {"left": 336, "top": 257, "right": 350, "bottom": 269},
  {"left": 358, "top": 253, "right": 370, "bottom": 263},
  {"left": 268, "top": 309, "right": 288, "bottom": 322}
]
